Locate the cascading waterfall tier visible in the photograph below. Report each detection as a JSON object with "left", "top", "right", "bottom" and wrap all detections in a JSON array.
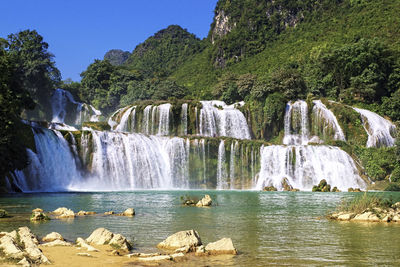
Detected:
[
  {"left": 353, "top": 107, "right": 396, "bottom": 147},
  {"left": 283, "top": 100, "right": 310, "bottom": 145},
  {"left": 312, "top": 100, "right": 346, "bottom": 142},
  {"left": 199, "top": 101, "right": 251, "bottom": 139},
  {"left": 256, "top": 145, "right": 366, "bottom": 191},
  {"left": 11, "top": 126, "right": 83, "bottom": 192},
  {"left": 110, "top": 100, "right": 251, "bottom": 139},
  {"left": 51, "top": 88, "right": 101, "bottom": 126}
]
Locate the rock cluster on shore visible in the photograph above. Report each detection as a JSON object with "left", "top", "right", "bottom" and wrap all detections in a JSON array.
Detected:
[{"left": 329, "top": 202, "right": 400, "bottom": 223}]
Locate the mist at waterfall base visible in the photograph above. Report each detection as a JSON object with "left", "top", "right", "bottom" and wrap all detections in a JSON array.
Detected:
[{"left": 11, "top": 95, "right": 397, "bottom": 192}]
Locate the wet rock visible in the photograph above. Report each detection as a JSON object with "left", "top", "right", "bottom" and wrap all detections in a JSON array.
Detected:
[
  {"left": 263, "top": 186, "right": 277, "bottom": 191},
  {"left": 348, "top": 188, "right": 362, "bottom": 192},
  {"left": 195, "top": 245, "right": 207, "bottom": 256},
  {"left": 0, "top": 235, "right": 24, "bottom": 259},
  {"left": 40, "top": 240, "right": 72, "bottom": 247},
  {"left": 53, "top": 207, "right": 75, "bottom": 218},
  {"left": 352, "top": 211, "right": 380, "bottom": 222},
  {"left": 337, "top": 213, "right": 354, "bottom": 221},
  {"left": 30, "top": 211, "right": 50, "bottom": 222},
  {"left": 312, "top": 179, "right": 331, "bottom": 192},
  {"left": 104, "top": 211, "right": 114, "bottom": 215},
  {"left": 77, "top": 211, "right": 96, "bottom": 216},
  {"left": 196, "top": 195, "right": 212, "bottom": 207},
  {"left": 282, "top": 178, "right": 293, "bottom": 191},
  {"left": 127, "top": 253, "right": 162, "bottom": 258},
  {"left": 135, "top": 255, "right": 172, "bottom": 262},
  {"left": 122, "top": 208, "right": 135, "bottom": 216},
  {"left": 170, "top": 252, "right": 185, "bottom": 260},
  {"left": 157, "top": 230, "right": 202, "bottom": 251},
  {"left": 332, "top": 187, "right": 341, "bottom": 192},
  {"left": 174, "top": 246, "right": 190, "bottom": 253},
  {"left": 42, "top": 232, "right": 63, "bottom": 242},
  {"left": 76, "top": 237, "right": 99, "bottom": 252},
  {"left": 205, "top": 238, "right": 238, "bottom": 255}
]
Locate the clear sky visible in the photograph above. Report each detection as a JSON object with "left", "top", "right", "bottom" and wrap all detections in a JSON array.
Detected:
[{"left": 0, "top": 0, "right": 218, "bottom": 81}]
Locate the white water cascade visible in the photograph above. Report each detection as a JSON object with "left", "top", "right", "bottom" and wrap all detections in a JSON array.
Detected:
[
  {"left": 256, "top": 145, "right": 366, "bottom": 191},
  {"left": 14, "top": 127, "right": 83, "bottom": 192},
  {"left": 312, "top": 100, "right": 346, "bottom": 141},
  {"left": 51, "top": 89, "right": 101, "bottom": 126},
  {"left": 283, "top": 100, "right": 310, "bottom": 145},
  {"left": 199, "top": 101, "right": 251, "bottom": 139},
  {"left": 216, "top": 140, "right": 228, "bottom": 189},
  {"left": 353, "top": 107, "right": 396, "bottom": 147}
]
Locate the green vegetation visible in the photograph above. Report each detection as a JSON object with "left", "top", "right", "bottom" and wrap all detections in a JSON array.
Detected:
[
  {"left": 337, "top": 193, "right": 394, "bottom": 214},
  {"left": 312, "top": 179, "right": 331, "bottom": 192}
]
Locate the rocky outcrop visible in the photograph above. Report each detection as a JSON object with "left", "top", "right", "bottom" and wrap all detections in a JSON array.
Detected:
[
  {"left": 42, "top": 232, "right": 63, "bottom": 242},
  {"left": 53, "top": 207, "right": 75, "bottom": 218},
  {"left": 205, "top": 238, "right": 238, "bottom": 255},
  {"left": 329, "top": 202, "right": 400, "bottom": 223},
  {"left": 0, "top": 209, "right": 9, "bottom": 218},
  {"left": 211, "top": 10, "right": 233, "bottom": 44},
  {"left": 348, "top": 188, "right": 363, "bottom": 192},
  {"left": 86, "top": 228, "right": 132, "bottom": 251},
  {"left": 157, "top": 230, "right": 202, "bottom": 251},
  {"left": 104, "top": 211, "right": 114, "bottom": 215},
  {"left": 0, "top": 235, "right": 25, "bottom": 259},
  {"left": 18, "top": 227, "right": 50, "bottom": 264},
  {"left": 263, "top": 186, "right": 277, "bottom": 191},
  {"left": 196, "top": 195, "right": 212, "bottom": 207}
]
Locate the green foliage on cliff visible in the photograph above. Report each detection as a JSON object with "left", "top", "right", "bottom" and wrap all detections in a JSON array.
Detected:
[{"left": 124, "top": 25, "right": 204, "bottom": 78}]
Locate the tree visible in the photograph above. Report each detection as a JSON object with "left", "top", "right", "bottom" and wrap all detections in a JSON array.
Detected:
[
  {"left": 6, "top": 30, "right": 60, "bottom": 120},
  {"left": 266, "top": 68, "right": 307, "bottom": 100},
  {"left": 0, "top": 38, "right": 35, "bottom": 180}
]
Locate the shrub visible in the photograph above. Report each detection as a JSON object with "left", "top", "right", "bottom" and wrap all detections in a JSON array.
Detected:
[
  {"left": 0, "top": 209, "right": 8, "bottom": 218},
  {"left": 338, "top": 193, "right": 393, "bottom": 213}
]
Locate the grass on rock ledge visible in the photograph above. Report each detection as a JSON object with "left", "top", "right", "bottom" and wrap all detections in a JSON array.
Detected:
[{"left": 337, "top": 193, "right": 394, "bottom": 214}]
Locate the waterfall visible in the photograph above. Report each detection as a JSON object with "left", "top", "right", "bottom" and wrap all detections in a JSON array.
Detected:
[
  {"left": 229, "top": 141, "right": 238, "bottom": 189},
  {"left": 51, "top": 89, "right": 101, "bottom": 126},
  {"left": 283, "top": 100, "right": 310, "bottom": 145},
  {"left": 115, "top": 106, "right": 135, "bottom": 132},
  {"left": 181, "top": 103, "right": 188, "bottom": 136},
  {"left": 12, "top": 127, "right": 83, "bottom": 192},
  {"left": 353, "top": 107, "right": 396, "bottom": 147},
  {"left": 312, "top": 100, "right": 346, "bottom": 141},
  {"left": 157, "top": 103, "right": 171, "bottom": 135},
  {"left": 256, "top": 145, "right": 366, "bottom": 191},
  {"left": 217, "top": 140, "right": 228, "bottom": 189},
  {"left": 199, "top": 101, "right": 251, "bottom": 139}
]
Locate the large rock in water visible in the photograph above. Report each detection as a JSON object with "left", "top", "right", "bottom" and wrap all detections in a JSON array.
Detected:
[
  {"left": 157, "top": 230, "right": 202, "bottom": 251},
  {"left": 196, "top": 195, "right": 212, "bottom": 207},
  {"left": 86, "top": 228, "right": 132, "bottom": 251},
  {"left": 122, "top": 208, "right": 135, "bottom": 216},
  {"left": 53, "top": 207, "right": 75, "bottom": 218},
  {"left": 205, "top": 238, "right": 238, "bottom": 255}
]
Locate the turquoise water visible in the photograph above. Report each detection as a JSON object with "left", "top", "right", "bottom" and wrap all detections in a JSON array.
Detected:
[{"left": 1, "top": 191, "right": 400, "bottom": 266}]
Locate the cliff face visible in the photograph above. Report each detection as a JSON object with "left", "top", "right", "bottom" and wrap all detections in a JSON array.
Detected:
[
  {"left": 209, "top": 0, "right": 326, "bottom": 67},
  {"left": 104, "top": 49, "right": 131, "bottom": 66}
]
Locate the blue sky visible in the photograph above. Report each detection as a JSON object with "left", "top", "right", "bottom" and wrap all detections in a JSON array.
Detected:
[{"left": 0, "top": 0, "right": 218, "bottom": 81}]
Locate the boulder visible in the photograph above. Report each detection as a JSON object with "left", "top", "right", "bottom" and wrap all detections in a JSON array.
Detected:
[
  {"left": 122, "top": 208, "right": 135, "bottom": 216},
  {"left": 0, "top": 235, "right": 24, "bottom": 259},
  {"left": 30, "top": 211, "right": 50, "bottom": 222},
  {"left": 86, "top": 228, "right": 114, "bottom": 245},
  {"left": 104, "top": 211, "right": 114, "bottom": 215},
  {"left": 263, "top": 186, "right": 277, "bottom": 191},
  {"left": 157, "top": 230, "right": 202, "bottom": 251},
  {"left": 392, "top": 202, "right": 400, "bottom": 209},
  {"left": 53, "top": 207, "right": 75, "bottom": 218},
  {"left": 332, "top": 187, "right": 341, "bottom": 192},
  {"left": 40, "top": 240, "right": 72, "bottom": 247},
  {"left": 76, "top": 237, "right": 99, "bottom": 252},
  {"left": 196, "top": 195, "right": 212, "bottom": 207},
  {"left": 109, "top": 233, "right": 132, "bottom": 251},
  {"left": 337, "top": 213, "right": 354, "bottom": 221},
  {"left": 205, "top": 238, "right": 238, "bottom": 255},
  {"left": 352, "top": 211, "right": 380, "bottom": 222},
  {"left": 312, "top": 179, "right": 331, "bottom": 192},
  {"left": 42, "top": 232, "right": 63, "bottom": 242},
  {"left": 86, "top": 228, "right": 132, "bottom": 251},
  {"left": 135, "top": 255, "right": 172, "bottom": 262}
]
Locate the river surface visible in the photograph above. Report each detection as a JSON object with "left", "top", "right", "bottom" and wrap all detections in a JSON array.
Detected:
[{"left": 1, "top": 191, "right": 400, "bottom": 266}]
